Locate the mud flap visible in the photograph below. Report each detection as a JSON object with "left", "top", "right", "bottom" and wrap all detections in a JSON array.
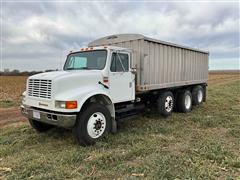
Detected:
[
  {"left": 111, "top": 117, "right": 117, "bottom": 134},
  {"left": 203, "top": 84, "right": 207, "bottom": 102}
]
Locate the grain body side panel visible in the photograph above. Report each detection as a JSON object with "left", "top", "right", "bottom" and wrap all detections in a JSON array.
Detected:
[{"left": 141, "top": 40, "right": 208, "bottom": 90}]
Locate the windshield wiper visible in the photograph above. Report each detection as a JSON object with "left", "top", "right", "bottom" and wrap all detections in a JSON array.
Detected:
[
  {"left": 65, "top": 67, "right": 76, "bottom": 70},
  {"left": 80, "top": 67, "right": 93, "bottom": 70}
]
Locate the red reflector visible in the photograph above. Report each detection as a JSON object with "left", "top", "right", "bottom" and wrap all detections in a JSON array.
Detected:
[{"left": 103, "top": 77, "right": 108, "bottom": 83}]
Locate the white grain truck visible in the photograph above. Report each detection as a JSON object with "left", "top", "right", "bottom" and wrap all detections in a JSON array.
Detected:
[{"left": 21, "top": 34, "right": 209, "bottom": 146}]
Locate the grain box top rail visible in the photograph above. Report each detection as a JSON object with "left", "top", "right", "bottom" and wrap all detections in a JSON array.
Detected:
[{"left": 88, "top": 34, "right": 209, "bottom": 54}]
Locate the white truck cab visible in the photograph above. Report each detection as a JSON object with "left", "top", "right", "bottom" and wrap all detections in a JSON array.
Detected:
[
  {"left": 21, "top": 46, "right": 136, "bottom": 145},
  {"left": 21, "top": 34, "right": 208, "bottom": 146}
]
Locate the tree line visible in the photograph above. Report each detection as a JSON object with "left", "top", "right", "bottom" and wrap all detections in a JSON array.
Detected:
[{"left": 0, "top": 69, "right": 59, "bottom": 76}]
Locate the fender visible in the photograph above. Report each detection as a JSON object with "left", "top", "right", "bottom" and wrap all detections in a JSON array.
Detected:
[
  {"left": 78, "top": 89, "right": 113, "bottom": 114},
  {"left": 55, "top": 85, "right": 117, "bottom": 133},
  {"left": 55, "top": 84, "right": 113, "bottom": 113}
]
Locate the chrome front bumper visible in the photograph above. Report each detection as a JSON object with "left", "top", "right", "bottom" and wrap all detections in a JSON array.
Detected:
[{"left": 21, "top": 105, "right": 77, "bottom": 128}]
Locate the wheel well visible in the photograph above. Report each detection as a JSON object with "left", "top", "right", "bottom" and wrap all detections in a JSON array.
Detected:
[{"left": 80, "top": 94, "right": 115, "bottom": 118}]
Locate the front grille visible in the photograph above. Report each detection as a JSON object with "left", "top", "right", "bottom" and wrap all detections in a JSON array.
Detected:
[{"left": 28, "top": 79, "right": 52, "bottom": 99}]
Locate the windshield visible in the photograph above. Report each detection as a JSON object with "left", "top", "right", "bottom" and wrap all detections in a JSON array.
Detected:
[{"left": 64, "top": 50, "right": 107, "bottom": 70}]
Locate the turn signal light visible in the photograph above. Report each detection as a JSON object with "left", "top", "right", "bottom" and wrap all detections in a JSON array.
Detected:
[{"left": 66, "top": 101, "right": 78, "bottom": 109}]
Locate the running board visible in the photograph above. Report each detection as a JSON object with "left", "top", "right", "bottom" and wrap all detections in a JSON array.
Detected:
[{"left": 115, "top": 104, "right": 145, "bottom": 120}]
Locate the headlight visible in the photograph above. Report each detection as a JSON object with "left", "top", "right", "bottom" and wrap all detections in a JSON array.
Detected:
[{"left": 55, "top": 101, "right": 78, "bottom": 109}]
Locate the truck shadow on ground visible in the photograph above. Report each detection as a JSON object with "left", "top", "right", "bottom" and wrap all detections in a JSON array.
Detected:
[
  {"left": 32, "top": 112, "right": 157, "bottom": 145},
  {"left": 33, "top": 107, "right": 192, "bottom": 146}
]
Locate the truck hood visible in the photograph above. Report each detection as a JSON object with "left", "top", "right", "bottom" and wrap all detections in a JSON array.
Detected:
[
  {"left": 28, "top": 70, "right": 104, "bottom": 101},
  {"left": 29, "top": 70, "right": 102, "bottom": 81},
  {"left": 24, "top": 69, "right": 107, "bottom": 112}
]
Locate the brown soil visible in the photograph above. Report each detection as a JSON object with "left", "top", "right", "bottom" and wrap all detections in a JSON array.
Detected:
[{"left": 0, "top": 107, "right": 27, "bottom": 128}]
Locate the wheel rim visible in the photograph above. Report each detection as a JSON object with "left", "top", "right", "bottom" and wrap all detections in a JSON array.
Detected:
[
  {"left": 87, "top": 112, "right": 106, "bottom": 139},
  {"left": 165, "top": 96, "right": 173, "bottom": 112},
  {"left": 185, "top": 94, "right": 191, "bottom": 109},
  {"left": 197, "top": 90, "right": 203, "bottom": 103}
]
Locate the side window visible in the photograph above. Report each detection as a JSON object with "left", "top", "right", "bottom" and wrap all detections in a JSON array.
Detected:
[{"left": 110, "top": 53, "right": 129, "bottom": 72}]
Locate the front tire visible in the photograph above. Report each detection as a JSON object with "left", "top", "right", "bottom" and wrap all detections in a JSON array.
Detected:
[
  {"left": 74, "top": 103, "right": 111, "bottom": 146},
  {"left": 28, "top": 119, "right": 53, "bottom": 132}
]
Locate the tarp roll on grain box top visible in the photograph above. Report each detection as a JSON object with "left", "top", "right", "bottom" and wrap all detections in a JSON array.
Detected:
[{"left": 89, "top": 34, "right": 209, "bottom": 92}]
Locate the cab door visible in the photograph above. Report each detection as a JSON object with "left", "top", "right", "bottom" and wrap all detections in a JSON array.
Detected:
[{"left": 108, "top": 51, "right": 135, "bottom": 103}]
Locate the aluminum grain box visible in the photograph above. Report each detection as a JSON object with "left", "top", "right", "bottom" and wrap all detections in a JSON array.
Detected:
[{"left": 89, "top": 34, "right": 209, "bottom": 92}]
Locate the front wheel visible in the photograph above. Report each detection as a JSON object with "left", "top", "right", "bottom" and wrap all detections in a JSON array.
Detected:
[{"left": 74, "top": 103, "right": 111, "bottom": 146}]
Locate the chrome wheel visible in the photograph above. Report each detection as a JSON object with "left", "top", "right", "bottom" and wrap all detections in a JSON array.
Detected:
[
  {"left": 87, "top": 112, "right": 106, "bottom": 139},
  {"left": 197, "top": 90, "right": 203, "bottom": 103},
  {"left": 165, "top": 96, "right": 173, "bottom": 112},
  {"left": 185, "top": 94, "right": 191, "bottom": 110}
]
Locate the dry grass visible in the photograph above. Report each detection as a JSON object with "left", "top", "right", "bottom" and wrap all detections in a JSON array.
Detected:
[
  {"left": 208, "top": 73, "right": 240, "bottom": 85},
  {"left": 0, "top": 76, "right": 27, "bottom": 107}
]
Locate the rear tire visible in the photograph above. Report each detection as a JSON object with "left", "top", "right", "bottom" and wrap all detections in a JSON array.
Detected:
[
  {"left": 157, "top": 91, "right": 174, "bottom": 117},
  {"left": 177, "top": 90, "right": 192, "bottom": 113},
  {"left": 192, "top": 85, "right": 204, "bottom": 105},
  {"left": 74, "top": 103, "right": 111, "bottom": 146},
  {"left": 28, "top": 119, "right": 53, "bottom": 132}
]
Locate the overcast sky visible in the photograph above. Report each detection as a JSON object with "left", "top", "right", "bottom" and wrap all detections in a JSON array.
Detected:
[{"left": 1, "top": 1, "right": 239, "bottom": 71}]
